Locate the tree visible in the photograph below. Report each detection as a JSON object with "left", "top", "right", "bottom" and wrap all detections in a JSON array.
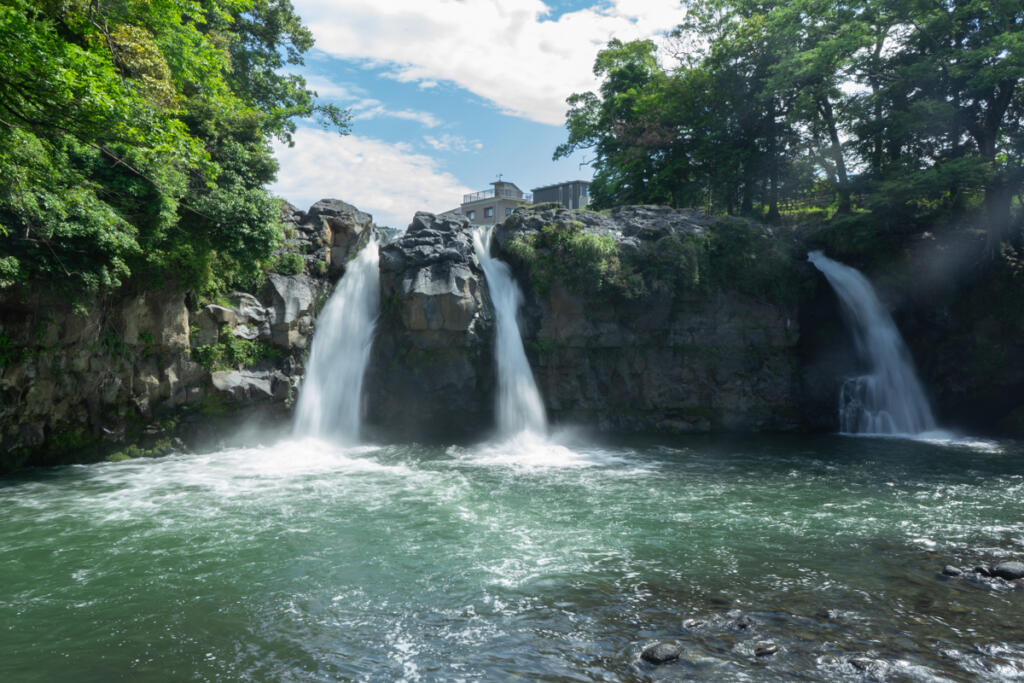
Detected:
[{"left": 0, "top": 0, "right": 349, "bottom": 295}]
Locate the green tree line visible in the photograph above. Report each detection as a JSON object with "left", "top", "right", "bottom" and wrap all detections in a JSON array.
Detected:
[
  {"left": 558, "top": 0, "right": 1024, "bottom": 248},
  {"left": 0, "top": 0, "right": 347, "bottom": 295}
]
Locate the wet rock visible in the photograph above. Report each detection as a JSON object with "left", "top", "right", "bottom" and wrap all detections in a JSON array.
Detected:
[
  {"left": 848, "top": 657, "right": 885, "bottom": 673},
  {"left": 974, "top": 564, "right": 993, "bottom": 577},
  {"left": 725, "top": 610, "right": 757, "bottom": 630},
  {"left": 641, "top": 642, "right": 682, "bottom": 664},
  {"left": 755, "top": 642, "right": 778, "bottom": 657},
  {"left": 992, "top": 561, "right": 1024, "bottom": 580},
  {"left": 683, "top": 618, "right": 705, "bottom": 629},
  {"left": 942, "top": 565, "right": 964, "bottom": 577}
]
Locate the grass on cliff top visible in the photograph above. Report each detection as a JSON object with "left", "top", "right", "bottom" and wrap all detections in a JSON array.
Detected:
[{"left": 503, "top": 218, "right": 800, "bottom": 306}]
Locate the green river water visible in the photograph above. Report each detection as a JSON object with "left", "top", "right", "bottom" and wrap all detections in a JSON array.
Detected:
[{"left": 1, "top": 432, "right": 1021, "bottom": 681}]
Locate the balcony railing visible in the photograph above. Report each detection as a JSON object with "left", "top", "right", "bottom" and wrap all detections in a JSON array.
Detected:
[{"left": 462, "top": 189, "right": 533, "bottom": 204}]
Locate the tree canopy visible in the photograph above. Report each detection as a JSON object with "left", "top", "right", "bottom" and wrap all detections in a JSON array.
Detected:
[
  {"left": 558, "top": 0, "right": 1024, "bottom": 247},
  {"left": 0, "top": 0, "right": 348, "bottom": 295}
]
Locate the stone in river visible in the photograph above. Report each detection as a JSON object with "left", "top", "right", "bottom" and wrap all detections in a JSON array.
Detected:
[
  {"left": 992, "top": 561, "right": 1024, "bottom": 580},
  {"left": 974, "top": 564, "right": 992, "bottom": 577},
  {"left": 755, "top": 642, "right": 779, "bottom": 657},
  {"left": 942, "top": 565, "right": 963, "bottom": 577},
  {"left": 641, "top": 642, "right": 682, "bottom": 664}
]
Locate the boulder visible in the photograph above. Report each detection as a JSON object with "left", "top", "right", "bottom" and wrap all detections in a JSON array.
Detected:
[
  {"left": 210, "top": 370, "right": 276, "bottom": 401},
  {"left": 302, "top": 198, "right": 373, "bottom": 275},
  {"left": 641, "top": 642, "right": 682, "bottom": 664},
  {"left": 992, "top": 561, "right": 1024, "bottom": 580}
]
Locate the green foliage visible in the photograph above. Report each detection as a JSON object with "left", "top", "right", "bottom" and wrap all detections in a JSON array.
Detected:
[
  {"left": 506, "top": 217, "right": 798, "bottom": 305},
  {"left": 0, "top": 0, "right": 348, "bottom": 297},
  {"left": 193, "top": 332, "right": 280, "bottom": 371},
  {"left": 558, "top": 0, "right": 1024, "bottom": 246},
  {"left": 505, "top": 223, "right": 627, "bottom": 297},
  {"left": 703, "top": 219, "right": 801, "bottom": 305},
  {"left": 273, "top": 251, "right": 304, "bottom": 276}
]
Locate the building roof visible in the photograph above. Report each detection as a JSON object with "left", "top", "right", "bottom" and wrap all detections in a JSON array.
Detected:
[{"left": 530, "top": 179, "right": 591, "bottom": 192}]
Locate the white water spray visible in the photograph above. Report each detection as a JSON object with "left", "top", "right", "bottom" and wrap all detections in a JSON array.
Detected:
[
  {"left": 808, "top": 250, "right": 937, "bottom": 436},
  {"left": 293, "top": 238, "right": 380, "bottom": 441},
  {"left": 472, "top": 227, "right": 547, "bottom": 437}
]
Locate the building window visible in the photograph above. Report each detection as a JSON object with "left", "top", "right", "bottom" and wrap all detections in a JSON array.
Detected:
[
  {"left": 484, "top": 207, "right": 494, "bottom": 218},
  {"left": 505, "top": 207, "right": 513, "bottom": 216},
  {"left": 467, "top": 210, "right": 475, "bottom": 220}
]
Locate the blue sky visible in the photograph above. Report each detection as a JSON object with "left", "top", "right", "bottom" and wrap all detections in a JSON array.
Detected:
[{"left": 269, "top": 0, "right": 682, "bottom": 227}]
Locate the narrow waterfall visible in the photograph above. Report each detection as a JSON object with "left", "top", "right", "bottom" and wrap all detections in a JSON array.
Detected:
[
  {"left": 472, "top": 227, "right": 548, "bottom": 437},
  {"left": 293, "top": 238, "right": 380, "bottom": 441},
  {"left": 808, "top": 250, "right": 937, "bottom": 435}
]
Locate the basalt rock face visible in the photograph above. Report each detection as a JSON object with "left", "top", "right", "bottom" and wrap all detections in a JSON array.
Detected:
[
  {"left": 0, "top": 199, "right": 368, "bottom": 469},
  {"left": 491, "top": 206, "right": 803, "bottom": 434},
  {"left": 364, "top": 212, "right": 495, "bottom": 442}
]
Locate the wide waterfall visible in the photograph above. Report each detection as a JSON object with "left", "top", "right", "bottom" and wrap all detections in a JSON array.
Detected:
[
  {"left": 293, "top": 238, "right": 380, "bottom": 441},
  {"left": 808, "top": 250, "right": 937, "bottom": 435},
  {"left": 472, "top": 227, "right": 547, "bottom": 437}
]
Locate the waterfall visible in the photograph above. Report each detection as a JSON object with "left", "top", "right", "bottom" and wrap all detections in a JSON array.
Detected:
[
  {"left": 808, "top": 250, "right": 937, "bottom": 436},
  {"left": 472, "top": 227, "right": 548, "bottom": 437},
  {"left": 293, "top": 238, "right": 380, "bottom": 441}
]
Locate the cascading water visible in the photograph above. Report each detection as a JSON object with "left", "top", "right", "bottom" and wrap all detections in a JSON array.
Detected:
[
  {"left": 808, "top": 250, "right": 938, "bottom": 436},
  {"left": 472, "top": 227, "right": 547, "bottom": 437},
  {"left": 293, "top": 237, "right": 380, "bottom": 441}
]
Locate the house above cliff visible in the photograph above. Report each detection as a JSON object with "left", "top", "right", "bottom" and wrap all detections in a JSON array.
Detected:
[{"left": 441, "top": 179, "right": 591, "bottom": 225}]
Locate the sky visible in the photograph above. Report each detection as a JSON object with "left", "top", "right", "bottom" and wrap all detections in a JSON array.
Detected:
[{"left": 269, "top": 0, "right": 683, "bottom": 227}]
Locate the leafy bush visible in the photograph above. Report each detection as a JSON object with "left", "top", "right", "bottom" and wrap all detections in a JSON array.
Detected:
[
  {"left": 192, "top": 333, "right": 280, "bottom": 372},
  {"left": 504, "top": 223, "right": 629, "bottom": 297},
  {"left": 273, "top": 252, "right": 304, "bottom": 276}
]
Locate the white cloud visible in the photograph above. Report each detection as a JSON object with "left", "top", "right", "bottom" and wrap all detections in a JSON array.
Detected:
[
  {"left": 294, "top": 0, "right": 682, "bottom": 125},
  {"left": 350, "top": 100, "right": 443, "bottom": 128},
  {"left": 423, "top": 133, "right": 483, "bottom": 153},
  {"left": 302, "top": 79, "right": 444, "bottom": 128},
  {"left": 270, "top": 127, "right": 471, "bottom": 227}
]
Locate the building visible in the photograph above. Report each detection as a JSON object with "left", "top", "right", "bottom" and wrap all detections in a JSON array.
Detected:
[
  {"left": 459, "top": 180, "right": 532, "bottom": 225},
  {"left": 531, "top": 180, "right": 590, "bottom": 209}
]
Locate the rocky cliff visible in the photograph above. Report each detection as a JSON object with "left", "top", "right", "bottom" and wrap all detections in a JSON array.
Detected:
[
  {"left": 365, "top": 206, "right": 804, "bottom": 439},
  {"left": 0, "top": 198, "right": 372, "bottom": 469},
  {"left": 364, "top": 212, "right": 495, "bottom": 442}
]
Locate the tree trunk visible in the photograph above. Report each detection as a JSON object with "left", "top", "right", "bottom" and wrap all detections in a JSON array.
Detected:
[{"left": 819, "top": 98, "right": 851, "bottom": 213}]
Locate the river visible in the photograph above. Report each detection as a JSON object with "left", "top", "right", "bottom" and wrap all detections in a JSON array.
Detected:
[{"left": 1, "top": 434, "right": 1021, "bottom": 681}]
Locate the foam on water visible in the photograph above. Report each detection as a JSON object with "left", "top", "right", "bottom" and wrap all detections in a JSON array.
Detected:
[{"left": 448, "top": 431, "right": 633, "bottom": 471}]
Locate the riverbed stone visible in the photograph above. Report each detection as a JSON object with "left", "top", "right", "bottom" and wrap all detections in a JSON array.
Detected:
[
  {"left": 942, "top": 565, "right": 964, "bottom": 577},
  {"left": 992, "top": 561, "right": 1024, "bottom": 580},
  {"left": 641, "top": 642, "right": 682, "bottom": 664},
  {"left": 755, "top": 642, "right": 778, "bottom": 657}
]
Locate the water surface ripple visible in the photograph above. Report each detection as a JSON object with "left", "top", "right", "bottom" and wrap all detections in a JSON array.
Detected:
[{"left": 1, "top": 435, "right": 1022, "bottom": 681}]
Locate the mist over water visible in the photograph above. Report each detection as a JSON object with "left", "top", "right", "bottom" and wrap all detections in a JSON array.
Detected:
[
  {"left": 472, "top": 227, "right": 547, "bottom": 438},
  {"left": 808, "top": 250, "right": 938, "bottom": 436},
  {"left": 292, "top": 238, "right": 380, "bottom": 441}
]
